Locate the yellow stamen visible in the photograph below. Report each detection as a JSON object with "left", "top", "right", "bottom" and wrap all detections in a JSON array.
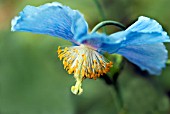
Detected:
[{"left": 57, "top": 44, "right": 113, "bottom": 95}]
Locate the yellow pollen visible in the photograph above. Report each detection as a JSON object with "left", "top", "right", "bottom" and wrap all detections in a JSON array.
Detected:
[
  {"left": 58, "top": 46, "right": 61, "bottom": 50},
  {"left": 93, "top": 59, "right": 97, "bottom": 63},
  {"left": 57, "top": 49, "right": 62, "bottom": 54}
]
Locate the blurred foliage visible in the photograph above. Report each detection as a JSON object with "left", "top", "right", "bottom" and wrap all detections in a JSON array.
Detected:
[{"left": 0, "top": 0, "right": 170, "bottom": 114}]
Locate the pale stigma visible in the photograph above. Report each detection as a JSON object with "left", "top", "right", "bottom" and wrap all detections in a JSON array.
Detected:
[{"left": 57, "top": 44, "right": 113, "bottom": 95}]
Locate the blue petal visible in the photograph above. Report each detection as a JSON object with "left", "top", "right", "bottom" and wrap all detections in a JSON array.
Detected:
[
  {"left": 127, "top": 16, "right": 166, "bottom": 33},
  {"left": 11, "top": 2, "right": 88, "bottom": 41},
  {"left": 108, "top": 16, "right": 170, "bottom": 75},
  {"left": 123, "top": 16, "right": 170, "bottom": 45},
  {"left": 116, "top": 43, "right": 168, "bottom": 75},
  {"left": 78, "top": 33, "right": 122, "bottom": 53}
]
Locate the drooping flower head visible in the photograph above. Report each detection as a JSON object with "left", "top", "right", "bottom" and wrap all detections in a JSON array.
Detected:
[{"left": 11, "top": 2, "right": 170, "bottom": 95}]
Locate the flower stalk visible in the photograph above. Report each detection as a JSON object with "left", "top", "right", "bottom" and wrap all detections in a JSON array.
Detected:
[
  {"left": 93, "top": 0, "right": 126, "bottom": 109},
  {"left": 91, "top": 20, "right": 126, "bottom": 33}
]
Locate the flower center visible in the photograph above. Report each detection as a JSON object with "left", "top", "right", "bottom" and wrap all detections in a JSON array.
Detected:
[{"left": 57, "top": 44, "right": 113, "bottom": 95}]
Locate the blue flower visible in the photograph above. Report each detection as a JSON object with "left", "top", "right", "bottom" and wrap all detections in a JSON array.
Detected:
[{"left": 11, "top": 2, "right": 170, "bottom": 95}]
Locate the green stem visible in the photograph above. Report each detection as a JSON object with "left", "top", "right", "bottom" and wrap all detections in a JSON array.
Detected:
[
  {"left": 112, "top": 73, "right": 123, "bottom": 108},
  {"left": 91, "top": 20, "right": 126, "bottom": 33},
  {"left": 101, "top": 58, "right": 125, "bottom": 110},
  {"left": 94, "top": 0, "right": 106, "bottom": 33},
  {"left": 93, "top": 0, "right": 126, "bottom": 111},
  {"left": 112, "top": 57, "right": 125, "bottom": 109}
]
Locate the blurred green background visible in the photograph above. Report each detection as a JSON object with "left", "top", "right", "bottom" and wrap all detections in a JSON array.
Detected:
[{"left": 0, "top": 0, "right": 170, "bottom": 114}]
